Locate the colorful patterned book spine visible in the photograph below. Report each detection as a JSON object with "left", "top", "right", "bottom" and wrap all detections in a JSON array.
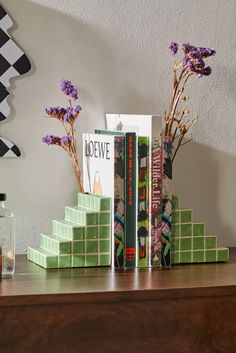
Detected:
[
  {"left": 161, "top": 137, "right": 172, "bottom": 267},
  {"left": 149, "top": 121, "right": 163, "bottom": 267},
  {"left": 125, "top": 132, "right": 137, "bottom": 268},
  {"left": 113, "top": 136, "right": 125, "bottom": 268},
  {"left": 137, "top": 136, "right": 149, "bottom": 267}
]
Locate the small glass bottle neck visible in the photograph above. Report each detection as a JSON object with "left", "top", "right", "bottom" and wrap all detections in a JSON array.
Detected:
[{"left": 0, "top": 201, "right": 6, "bottom": 208}]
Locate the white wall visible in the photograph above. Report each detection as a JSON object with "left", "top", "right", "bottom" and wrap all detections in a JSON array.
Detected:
[{"left": 0, "top": 0, "right": 235, "bottom": 253}]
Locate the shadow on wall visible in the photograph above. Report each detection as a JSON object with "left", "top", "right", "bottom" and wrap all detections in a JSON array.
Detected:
[
  {"left": 22, "top": 0, "right": 155, "bottom": 116},
  {"left": 174, "top": 141, "right": 236, "bottom": 247}
]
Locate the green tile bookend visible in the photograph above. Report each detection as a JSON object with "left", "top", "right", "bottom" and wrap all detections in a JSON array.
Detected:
[
  {"left": 171, "top": 195, "right": 229, "bottom": 264},
  {"left": 27, "top": 193, "right": 112, "bottom": 269}
]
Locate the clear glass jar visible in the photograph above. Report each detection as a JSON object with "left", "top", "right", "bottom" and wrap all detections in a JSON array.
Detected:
[{"left": 0, "top": 193, "right": 15, "bottom": 277}]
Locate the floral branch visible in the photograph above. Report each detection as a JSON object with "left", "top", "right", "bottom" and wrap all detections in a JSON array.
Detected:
[
  {"left": 42, "top": 80, "right": 83, "bottom": 191},
  {"left": 165, "top": 42, "right": 216, "bottom": 162}
]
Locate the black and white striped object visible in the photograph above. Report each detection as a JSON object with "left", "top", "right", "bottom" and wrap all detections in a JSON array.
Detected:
[{"left": 0, "top": 4, "right": 31, "bottom": 157}]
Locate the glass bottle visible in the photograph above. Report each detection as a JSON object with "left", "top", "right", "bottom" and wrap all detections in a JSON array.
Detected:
[{"left": 0, "top": 193, "right": 15, "bottom": 277}]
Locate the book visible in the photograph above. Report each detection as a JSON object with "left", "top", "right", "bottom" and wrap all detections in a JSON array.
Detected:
[
  {"left": 106, "top": 114, "right": 163, "bottom": 267},
  {"left": 95, "top": 130, "right": 125, "bottom": 268},
  {"left": 95, "top": 129, "right": 137, "bottom": 268},
  {"left": 83, "top": 133, "right": 116, "bottom": 266},
  {"left": 161, "top": 137, "right": 172, "bottom": 267},
  {"left": 125, "top": 132, "right": 137, "bottom": 268},
  {"left": 137, "top": 136, "right": 149, "bottom": 267}
]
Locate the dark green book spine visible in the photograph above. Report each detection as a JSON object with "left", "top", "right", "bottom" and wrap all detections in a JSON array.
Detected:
[
  {"left": 137, "top": 136, "right": 149, "bottom": 267},
  {"left": 125, "top": 132, "right": 136, "bottom": 268}
]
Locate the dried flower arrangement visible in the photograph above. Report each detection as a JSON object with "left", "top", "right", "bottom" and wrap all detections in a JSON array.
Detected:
[
  {"left": 42, "top": 80, "right": 83, "bottom": 191},
  {"left": 165, "top": 42, "right": 216, "bottom": 162}
]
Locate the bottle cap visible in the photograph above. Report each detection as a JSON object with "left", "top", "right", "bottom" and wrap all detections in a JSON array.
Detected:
[{"left": 0, "top": 193, "right": 6, "bottom": 201}]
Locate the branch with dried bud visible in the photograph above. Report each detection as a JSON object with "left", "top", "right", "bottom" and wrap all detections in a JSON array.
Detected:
[
  {"left": 42, "top": 80, "right": 83, "bottom": 191},
  {"left": 166, "top": 42, "right": 216, "bottom": 162}
]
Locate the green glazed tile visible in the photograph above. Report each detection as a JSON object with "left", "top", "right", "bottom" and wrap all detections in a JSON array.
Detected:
[
  {"left": 52, "top": 220, "right": 85, "bottom": 241},
  {"left": 99, "top": 240, "right": 110, "bottom": 253},
  {"left": 217, "top": 248, "right": 229, "bottom": 262},
  {"left": 46, "top": 256, "right": 58, "bottom": 268},
  {"left": 180, "top": 210, "right": 192, "bottom": 223},
  {"left": 58, "top": 255, "right": 71, "bottom": 268},
  {"left": 179, "top": 251, "right": 191, "bottom": 263},
  {"left": 205, "top": 249, "right": 217, "bottom": 262},
  {"left": 193, "top": 223, "right": 205, "bottom": 236},
  {"left": 27, "top": 247, "right": 58, "bottom": 268},
  {"left": 180, "top": 223, "right": 192, "bottom": 237},
  {"left": 99, "top": 254, "right": 110, "bottom": 266},
  {"left": 172, "top": 195, "right": 179, "bottom": 210},
  {"left": 171, "top": 237, "right": 180, "bottom": 251},
  {"left": 87, "top": 212, "right": 99, "bottom": 225},
  {"left": 193, "top": 236, "right": 204, "bottom": 250},
  {"left": 72, "top": 255, "right": 85, "bottom": 267},
  {"left": 86, "top": 226, "right": 98, "bottom": 239},
  {"left": 205, "top": 236, "right": 217, "bottom": 249},
  {"left": 172, "top": 224, "right": 180, "bottom": 237},
  {"left": 99, "top": 225, "right": 111, "bottom": 239},
  {"left": 99, "top": 212, "right": 111, "bottom": 225},
  {"left": 85, "top": 255, "right": 99, "bottom": 266},
  {"left": 78, "top": 193, "right": 99, "bottom": 211},
  {"left": 72, "top": 241, "right": 85, "bottom": 254},
  {"left": 180, "top": 237, "right": 192, "bottom": 251},
  {"left": 77, "top": 193, "right": 111, "bottom": 212},
  {"left": 40, "top": 233, "right": 71, "bottom": 254},
  {"left": 65, "top": 206, "right": 81, "bottom": 224},
  {"left": 171, "top": 251, "right": 180, "bottom": 264},
  {"left": 86, "top": 240, "right": 98, "bottom": 253},
  {"left": 172, "top": 211, "right": 180, "bottom": 224},
  {"left": 65, "top": 206, "right": 98, "bottom": 226},
  {"left": 100, "top": 197, "right": 111, "bottom": 211},
  {"left": 192, "top": 250, "right": 204, "bottom": 262}
]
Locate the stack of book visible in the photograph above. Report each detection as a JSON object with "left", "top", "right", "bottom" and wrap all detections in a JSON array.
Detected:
[{"left": 83, "top": 114, "right": 172, "bottom": 268}]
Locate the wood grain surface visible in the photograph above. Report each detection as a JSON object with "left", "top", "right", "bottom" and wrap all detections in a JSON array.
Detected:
[{"left": 0, "top": 250, "right": 236, "bottom": 353}]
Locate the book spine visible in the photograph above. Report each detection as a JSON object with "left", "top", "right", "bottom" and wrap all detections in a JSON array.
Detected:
[
  {"left": 137, "top": 137, "right": 149, "bottom": 267},
  {"left": 161, "top": 137, "right": 173, "bottom": 267},
  {"left": 149, "top": 119, "right": 163, "bottom": 267},
  {"left": 125, "top": 132, "right": 137, "bottom": 268},
  {"left": 114, "top": 136, "right": 125, "bottom": 268}
]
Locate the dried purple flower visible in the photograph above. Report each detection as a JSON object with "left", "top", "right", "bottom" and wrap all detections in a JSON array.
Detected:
[
  {"left": 198, "top": 47, "right": 216, "bottom": 58},
  {"left": 166, "top": 41, "right": 216, "bottom": 160},
  {"left": 74, "top": 105, "right": 82, "bottom": 113},
  {"left": 187, "top": 60, "right": 195, "bottom": 72},
  {"left": 182, "top": 43, "right": 196, "bottom": 54},
  {"left": 42, "top": 135, "right": 61, "bottom": 145},
  {"left": 189, "top": 50, "right": 202, "bottom": 59},
  {"left": 42, "top": 80, "right": 83, "bottom": 191},
  {"left": 60, "top": 135, "right": 72, "bottom": 145},
  {"left": 46, "top": 106, "right": 67, "bottom": 115},
  {"left": 64, "top": 107, "right": 75, "bottom": 122},
  {"left": 61, "top": 80, "right": 78, "bottom": 100},
  {"left": 181, "top": 42, "right": 215, "bottom": 77},
  {"left": 197, "top": 66, "right": 212, "bottom": 78},
  {"left": 182, "top": 55, "right": 189, "bottom": 66},
  {"left": 45, "top": 106, "right": 67, "bottom": 122},
  {"left": 63, "top": 105, "right": 82, "bottom": 122},
  {"left": 169, "top": 42, "right": 178, "bottom": 55},
  {"left": 195, "top": 58, "right": 205, "bottom": 69}
]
